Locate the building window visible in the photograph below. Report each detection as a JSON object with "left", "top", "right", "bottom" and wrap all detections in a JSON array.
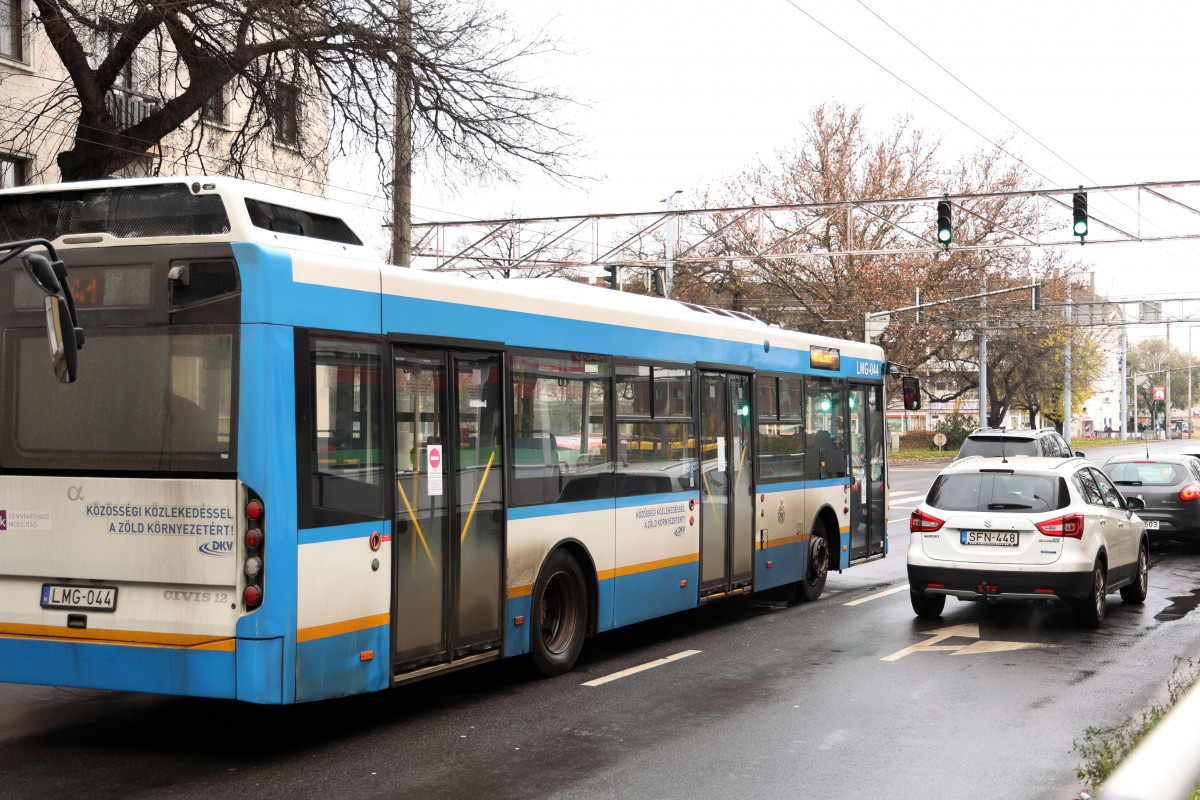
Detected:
[
  {"left": 1, "top": 154, "right": 27, "bottom": 188},
  {"left": 273, "top": 83, "right": 299, "bottom": 146},
  {"left": 202, "top": 85, "right": 226, "bottom": 125},
  {"left": 1, "top": 0, "right": 22, "bottom": 61}
]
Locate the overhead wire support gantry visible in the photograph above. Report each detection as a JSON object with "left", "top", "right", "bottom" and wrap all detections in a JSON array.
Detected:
[{"left": 411, "top": 179, "right": 1200, "bottom": 272}]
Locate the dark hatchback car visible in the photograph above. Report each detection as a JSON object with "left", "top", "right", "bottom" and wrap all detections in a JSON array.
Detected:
[
  {"left": 954, "top": 427, "right": 1080, "bottom": 461},
  {"left": 1101, "top": 454, "right": 1200, "bottom": 542}
]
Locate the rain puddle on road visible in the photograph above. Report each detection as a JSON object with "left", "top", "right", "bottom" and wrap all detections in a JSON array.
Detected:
[{"left": 1155, "top": 587, "right": 1200, "bottom": 622}]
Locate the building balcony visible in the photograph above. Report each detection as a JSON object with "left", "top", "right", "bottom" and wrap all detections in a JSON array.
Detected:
[{"left": 104, "top": 85, "right": 159, "bottom": 130}]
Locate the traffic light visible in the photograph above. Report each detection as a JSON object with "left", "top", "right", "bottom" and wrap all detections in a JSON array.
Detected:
[
  {"left": 1072, "top": 192, "right": 1088, "bottom": 237},
  {"left": 603, "top": 265, "right": 619, "bottom": 288},
  {"left": 936, "top": 200, "right": 952, "bottom": 245},
  {"left": 915, "top": 287, "right": 924, "bottom": 323},
  {"left": 901, "top": 376, "right": 921, "bottom": 411}
]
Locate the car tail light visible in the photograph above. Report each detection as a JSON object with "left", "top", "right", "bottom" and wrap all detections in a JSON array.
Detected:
[
  {"left": 910, "top": 508, "right": 945, "bottom": 532},
  {"left": 244, "top": 491, "right": 264, "bottom": 610},
  {"left": 1036, "top": 513, "right": 1084, "bottom": 538},
  {"left": 1181, "top": 484, "right": 1200, "bottom": 502}
]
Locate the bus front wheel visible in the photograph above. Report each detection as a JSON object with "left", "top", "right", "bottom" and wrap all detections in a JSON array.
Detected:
[{"left": 530, "top": 550, "right": 588, "bottom": 677}]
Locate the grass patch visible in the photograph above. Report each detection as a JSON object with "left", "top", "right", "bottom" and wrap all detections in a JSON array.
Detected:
[{"left": 1075, "top": 659, "right": 1200, "bottom": 797}]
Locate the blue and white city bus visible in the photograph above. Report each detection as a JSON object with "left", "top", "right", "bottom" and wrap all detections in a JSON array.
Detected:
[{"left": 0, "top": 177, "right": 910, "bottom": 703}]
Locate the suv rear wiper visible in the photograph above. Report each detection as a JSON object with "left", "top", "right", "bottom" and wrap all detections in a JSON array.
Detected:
[{"left": 987, "top": 502, "right": 1033, "bottom": 509}]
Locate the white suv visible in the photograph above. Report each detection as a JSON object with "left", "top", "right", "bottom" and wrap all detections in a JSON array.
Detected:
[{"left": 907, "top": 456, "right": 1148, "bottom": 627}]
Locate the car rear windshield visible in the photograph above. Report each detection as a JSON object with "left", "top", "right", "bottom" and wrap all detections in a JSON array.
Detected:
[
  {"left": 926, "top": 472, "right": 1070, "bottom": 513},
  {"left": 1106, "top": 463, "right": 1188, "bottom": 486},
  {"left": 957, "top": 437, "right": 1038, "bottom": 459}
]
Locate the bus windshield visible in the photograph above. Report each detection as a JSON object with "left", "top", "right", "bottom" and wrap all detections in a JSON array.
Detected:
[{"left": 2, "top": 326, "right": 237, "bottom": 473}]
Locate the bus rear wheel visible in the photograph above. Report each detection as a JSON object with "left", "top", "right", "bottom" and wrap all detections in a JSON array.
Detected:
[
  {"left": 530, "top": 550, "right": 587, "bottom": 677},
  {"left": 796, "top": 522, "right": 830, "bottom": 602}
]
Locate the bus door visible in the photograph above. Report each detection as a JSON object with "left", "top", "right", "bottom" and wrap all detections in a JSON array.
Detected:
[
  {"left": 391, "top": 346, "right": 505, "bottom": 672},
  {"left": 848, "top": 383, "right": 886, "bottom": 560},
  {"left": 699, "top": 371, "right": 754, "bottom": 597}
]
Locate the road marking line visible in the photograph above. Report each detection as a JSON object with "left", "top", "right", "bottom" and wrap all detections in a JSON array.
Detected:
[
  {"left": 843, "top": 585, "right": 908, "bottom": 606},
  {"left": 881, "top": 622, "right": 1053, "bottom": 661},
  {"left": 888, "top": 491, "right": 922, "bottom": 500},
  {"left": 581, "top": 650, "right": 701, "bottom": 687}
]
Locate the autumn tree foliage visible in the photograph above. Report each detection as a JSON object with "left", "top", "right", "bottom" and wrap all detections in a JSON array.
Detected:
[
  {"left": 674, "top": 102, "right": 1101, "bottom": 423},
  {"left": 1127, "top": 339, "right": 1200, "bottom": 425}
]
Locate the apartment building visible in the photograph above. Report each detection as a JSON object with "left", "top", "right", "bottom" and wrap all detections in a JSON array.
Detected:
[{"left": 0, "top": 1, "right": 328, "bottom": 193}]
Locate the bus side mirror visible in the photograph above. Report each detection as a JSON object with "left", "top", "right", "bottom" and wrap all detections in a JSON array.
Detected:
[
  {"left": 21, "top": 253, "right": 61, "bottom": 294},
  {"left": 45, "top": 294, "right": 79, "bottom": 384},
  {"left": 901, "top": 376, "right": 921, "bottom": 411}
]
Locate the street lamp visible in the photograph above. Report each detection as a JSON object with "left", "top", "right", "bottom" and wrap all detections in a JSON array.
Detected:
[{"left": 660, "top": 190, "right": 682, "bottom": 297}]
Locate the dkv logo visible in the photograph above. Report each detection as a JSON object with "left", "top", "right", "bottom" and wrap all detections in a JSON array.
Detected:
[{"left": 198, "top": 539, "right": 235, "bottom": 558}]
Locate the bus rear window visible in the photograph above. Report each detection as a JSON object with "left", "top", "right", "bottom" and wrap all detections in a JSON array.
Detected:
[
  {"left": 0, "top": 184, "right": 230, "bottom": 241},
  {"left": 2, "top": 327, "right": 237, "bottom": 472}
]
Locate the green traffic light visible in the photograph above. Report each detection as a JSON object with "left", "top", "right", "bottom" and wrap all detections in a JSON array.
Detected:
[
  {"left": 937, "top": 228, "right": 951, "bottom": 243},
  {"left": 1073, "top": 219, "right": 1088, "bottom": 236}
]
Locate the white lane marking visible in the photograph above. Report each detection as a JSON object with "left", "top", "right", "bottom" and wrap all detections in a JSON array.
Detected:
[
  {"left": 888, "top": 491, "right": 923, "bottom": 500},
  {"left": 881, "top": 622, "right": 1052, "bottom": 662},
  {"left": 843, "top": 584, "right": 909, "bottom": 606},
  {"left": 581, "top": 650, "right": 701, "bottom": 687},
  {"left": 890, "top": 504, "right": 917, "bottom": 511}
]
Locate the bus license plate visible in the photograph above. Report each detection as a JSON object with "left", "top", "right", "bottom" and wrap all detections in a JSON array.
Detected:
[
  {"left": 41, "top": 584, "right": 118, "bottom": 612},
  {"left": 961, "top": 530, "right": 1018, "bottom": 547}
]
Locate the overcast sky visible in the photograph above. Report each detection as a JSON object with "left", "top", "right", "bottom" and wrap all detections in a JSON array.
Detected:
[{"left": 330, "top": 0, "right": 1200, "bottom": 349}]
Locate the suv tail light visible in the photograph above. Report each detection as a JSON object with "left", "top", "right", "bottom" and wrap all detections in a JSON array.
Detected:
[
  {"left": 1181, "top": 484, "right": 1200, "bottom": 502},
  {"left": 910, "top": 508, "right": 945, "bottom": 532},
  {"left": 1036, "top": 513, "right": 1084, "bottom": 538}
]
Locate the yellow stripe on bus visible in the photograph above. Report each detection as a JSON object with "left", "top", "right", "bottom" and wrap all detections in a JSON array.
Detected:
[
  {"left": 0, "top": 622, "right": 235, "bottom": 650},
  {"left": 507, "top": 552, "right": 702, "bottom": 600},
  {"left": 297, "top": 613, "right": 390, "bottom": 643},
  {"left": 764, "top": 531, "right": 811, "bottom": 549}
]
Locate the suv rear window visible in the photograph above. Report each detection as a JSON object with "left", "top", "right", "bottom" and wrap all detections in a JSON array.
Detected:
[
  {"left": 957, "top": 437, "right": 1039, "bottom": 459},
  {"left": 927, "top": 472, "right": 1070, "bottom": 513},
  {"left": 1106, "top": 463, "right": 1188, "bottom": 486}
]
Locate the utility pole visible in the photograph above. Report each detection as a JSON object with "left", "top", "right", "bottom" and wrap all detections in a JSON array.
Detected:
[
  {"left": 1167, "top": 322, "right": 1173, "bottom": 439},
  {"left": 390, "top": 0, "right": 413, "bottom": 267},
  {"left": 1064, "top": 277, "right": 1073, "bottom": 441},
  {"left": 979, "top": 275, "right": 988, "bottom": 427},
  {"left": 1189, "top": 326, "right": 1194, "bottom": 438},
  {"left": 1120, "top": 306, "right": 1128, "bottom": 439},
  {"left": 661, "top": 190, "right": 682, "bottom": 297}
]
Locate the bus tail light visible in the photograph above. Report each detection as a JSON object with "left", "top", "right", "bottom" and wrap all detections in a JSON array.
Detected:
[
  {"left": 910, "top": 508, "right": 944, "bottom": 532},
  {"left": 1036, "top": 513, "right": 1084, "bottom": 538},
  {"left": 1181, "top": 484, "right": 1200, "bottom": 502},
  {"left": 244, "top": 490, "right": 265, "bottom": 610}
]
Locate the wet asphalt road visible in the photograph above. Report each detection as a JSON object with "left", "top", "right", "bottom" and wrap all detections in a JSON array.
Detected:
[{"left": 3, "top": 439, "right": 1200, "bottom": 800}]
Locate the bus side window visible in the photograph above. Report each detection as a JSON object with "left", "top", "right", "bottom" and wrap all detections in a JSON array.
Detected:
[
  {"left": 805, "top": 377, "right": 847, "bottom": 480},
  {"left": 510, "top": 353, "right": 613, "bottom": 506},
  {"left": 755, "top": 375, "right": 805, "bottom": 484},
  {"left": 307, "top": 337, "right": 385, "bottom": 523}
]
